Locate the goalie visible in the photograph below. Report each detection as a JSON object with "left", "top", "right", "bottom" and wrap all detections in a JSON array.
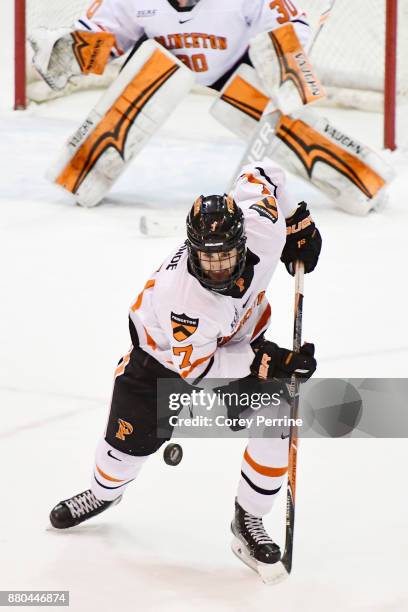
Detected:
[{"left": 30, "top": 0, "right": 394, "bottom": 214}]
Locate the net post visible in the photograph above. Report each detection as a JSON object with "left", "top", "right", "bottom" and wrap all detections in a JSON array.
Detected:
[
  {"left": 14, "top": 0, "right": 26, "bottom": 110},
  {"left": 384, "top": 0, "right": 397, "bottom": 150}
]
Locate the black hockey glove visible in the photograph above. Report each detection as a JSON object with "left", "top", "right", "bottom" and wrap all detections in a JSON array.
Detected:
[
  {"left": 250, "top": 340, "right": 316, "bottom": 382},
  {"left": 281, "top": 202, "right": 322, "bottom": 275}
]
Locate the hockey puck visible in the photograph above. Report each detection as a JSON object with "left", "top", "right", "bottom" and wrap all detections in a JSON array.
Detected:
[{"left": 163, "top": 443, "right": 183, "bottom": 466}]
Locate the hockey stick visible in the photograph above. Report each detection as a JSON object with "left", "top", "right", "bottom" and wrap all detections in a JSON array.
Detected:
[
  {"left": 239, "top": 261, "right": 304, "bottom": 585},
  {"left": 281, "top": 260, "right": 304, "bottom": 576}
]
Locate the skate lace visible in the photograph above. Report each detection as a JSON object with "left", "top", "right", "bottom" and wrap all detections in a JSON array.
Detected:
[
  {"left": 244, "top": 514, "right": 274, "bottom": 545},
  {"left": 65, "top": 490, "right": 104, "bottom": 518}
]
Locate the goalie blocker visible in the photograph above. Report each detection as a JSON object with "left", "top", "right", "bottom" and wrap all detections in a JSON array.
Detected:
[
  {"left": 211, "top": 65, "right": 395, "bottom": 216},
  {"left": 47, "top": 40, "right": 195, "bottom": 207},
  {"left": 249, "top": 23, "right": 326, "bottom": 116}
]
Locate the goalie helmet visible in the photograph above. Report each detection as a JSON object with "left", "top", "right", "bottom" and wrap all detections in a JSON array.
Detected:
[{"left": 186, "top": 194, "right": 247, "bottom": 292}]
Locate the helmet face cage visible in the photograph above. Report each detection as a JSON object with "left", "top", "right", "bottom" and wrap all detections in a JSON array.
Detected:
[{"left": 186, "top": 194, "right": 247, "bottom": 292}]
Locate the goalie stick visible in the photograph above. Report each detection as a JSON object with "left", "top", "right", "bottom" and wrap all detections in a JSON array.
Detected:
[{"left": 307, "top": 0, "right": 337, "bottom": 56}]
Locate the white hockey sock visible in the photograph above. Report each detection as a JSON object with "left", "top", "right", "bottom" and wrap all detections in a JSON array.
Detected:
[
  {"left": 237, "top": 437, "right": 288, "bottom": 518},
  {"left": 91, "top": 439, "right": 148, "bottom": 501}
]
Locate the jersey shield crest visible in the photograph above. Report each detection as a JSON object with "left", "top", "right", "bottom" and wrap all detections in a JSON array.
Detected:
[{"left": 171, "top": 312, "right": 199, "bottom": 341}]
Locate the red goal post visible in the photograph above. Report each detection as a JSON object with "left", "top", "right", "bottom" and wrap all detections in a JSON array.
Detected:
[
  {"left": 14, "top": 0, "right": 26, "bottom": 111},
  {"left": 384, "top": 0, "right": 398, "bottom": 150},
  {"left": 14, "top": 0, "right": 406, "bottom": 150}
]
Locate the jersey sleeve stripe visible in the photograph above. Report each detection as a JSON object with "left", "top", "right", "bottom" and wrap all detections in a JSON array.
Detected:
[
  {"left": 291, "top": 18, "right": 310, "bottom": 27},
  {"left": 78, "top": 19, "right": 92, "bottom": 31},
  {"left": 251, "top": 302, "right": 272, "bottom": 341},
  {"left": 131, "top": 280, "right": 156, "bottom": 311},
  {"left": 144, "top": 326, "right": 158, "bottom": 350},
  {"left": 94, "top": 22, "right": 125, "bottom": 55}
]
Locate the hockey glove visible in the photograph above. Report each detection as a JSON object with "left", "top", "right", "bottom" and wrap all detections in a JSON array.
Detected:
[
  {"left": 250, "top": 340, "right": 316, "bottom": 381},
  {"left": 281, "top": 202, "right": 322, "bottom": 275},
  {"left": 30, "top": 28, "right": 114, "bottom": 91}
]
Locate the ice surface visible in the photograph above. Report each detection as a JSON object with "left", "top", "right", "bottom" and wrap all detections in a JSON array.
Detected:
[{"left": 0, "top": 91, "right": 407, "bottom": 611}]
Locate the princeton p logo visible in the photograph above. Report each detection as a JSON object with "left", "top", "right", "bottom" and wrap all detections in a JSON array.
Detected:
[
  {"left": 171, "top": 312, "right": 199, "bottom": 341},
  {"left": 115, "top": 419, "right": 133, "bottom": 441}
]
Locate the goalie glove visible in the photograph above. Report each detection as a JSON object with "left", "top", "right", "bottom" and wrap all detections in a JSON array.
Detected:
[
  {"left": 29, "top": 28, "right": 115, "bottom": 91},
  {"left": 250, "top": 340, "right": 316, "bottom": 382},
  {"left": 281, "top": 202, "right": 322, "bottom": 275}
]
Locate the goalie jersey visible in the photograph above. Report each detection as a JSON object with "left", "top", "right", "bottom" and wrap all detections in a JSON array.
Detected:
[
  {"left": 128, "top": 161, "right": 294, "bottom": 385},
  {"left": 76, "top": 0, "right": 311, "bottom": 86}
]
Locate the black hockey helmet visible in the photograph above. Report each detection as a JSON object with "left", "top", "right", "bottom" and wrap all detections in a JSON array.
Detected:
[{"left": 186, "top": 194, "right": 246, "bottom": 292}]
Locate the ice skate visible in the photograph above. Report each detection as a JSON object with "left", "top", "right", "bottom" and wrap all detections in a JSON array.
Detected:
[
  {"left": 231, "top": 500, "right": 287, "bottom": 584},
  {"left": 50, "top": 489, "right": 122, "bottom": 529}
]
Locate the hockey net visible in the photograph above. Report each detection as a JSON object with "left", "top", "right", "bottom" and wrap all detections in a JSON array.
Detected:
[
  {"left": 301, "top": 0, "right": 408, "bottom": 112},
  {"left": 23, "top": 0, "right": 408, "bottom": 143}
]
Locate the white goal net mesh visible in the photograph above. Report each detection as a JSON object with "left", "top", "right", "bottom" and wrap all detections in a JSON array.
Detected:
[
  {"left": 26, "top": 0, "right": 408, "bottom": 112},
  {"left": 301, "top": 0, "right": 408, "bottom": 111}
]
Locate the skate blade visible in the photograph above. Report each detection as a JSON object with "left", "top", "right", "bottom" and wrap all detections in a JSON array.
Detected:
[{"left": 231, "top": 537, "right": 288, "bottom": 585}]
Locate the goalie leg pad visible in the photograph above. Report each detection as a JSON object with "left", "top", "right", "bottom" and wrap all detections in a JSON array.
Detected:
[
  {"left": 210, "top": 64, "right": 269, "bottom": 141},
  {"left": 268, "top": 109, "right": 395, "bottom": 215},
  {"left": 214, "top": 65, "right": 393, "bottom": 215},
  {"left": 48, "top": 40, "right": 195, "bottom": 207}
]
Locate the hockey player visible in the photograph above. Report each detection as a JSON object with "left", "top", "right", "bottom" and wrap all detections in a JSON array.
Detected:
[
  {"left": 29, "top": 0, "right": 393, "bottom": 214},
  {"left": 49, "top": 159, "right": 321, "bottom": 575}
]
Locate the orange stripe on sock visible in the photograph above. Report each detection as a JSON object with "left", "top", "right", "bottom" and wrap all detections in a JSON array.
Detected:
[
  {"left": 96, "top": 465, "right": 126, "bottom": 483},
  {"left": 244, "top": 448, "right": 288, "bottom": 477}
]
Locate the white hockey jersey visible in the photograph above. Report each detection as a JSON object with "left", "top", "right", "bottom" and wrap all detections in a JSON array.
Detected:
[
  {"left": 76, "top": 0, "right": 310, "bottom": 86},
  {"left": 128, "top": 160, "right": 294, "bottom": 385}
]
